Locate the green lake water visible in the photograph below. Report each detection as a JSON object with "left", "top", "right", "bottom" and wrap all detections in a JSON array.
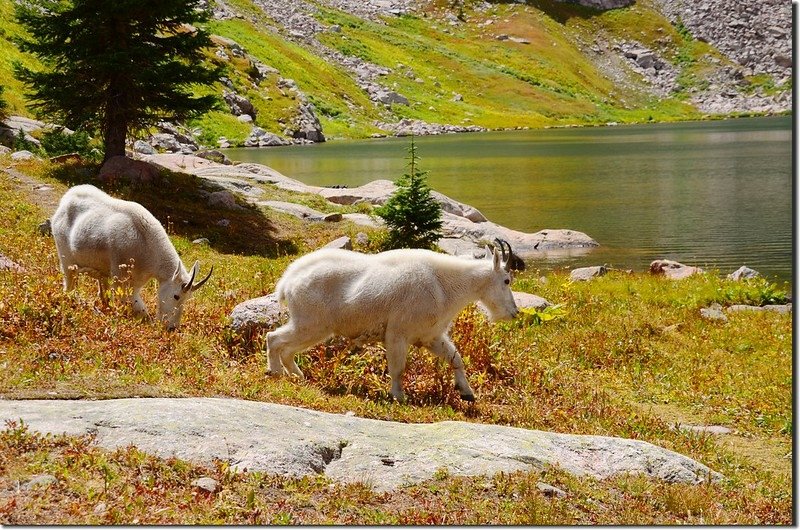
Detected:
[{"left": 224, "top": 116, "right": 793, "bottom": 284}]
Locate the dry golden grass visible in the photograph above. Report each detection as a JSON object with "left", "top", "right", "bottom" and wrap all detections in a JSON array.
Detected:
[{"left": 0, "top": 158, "right": 792, "bottom": 524}]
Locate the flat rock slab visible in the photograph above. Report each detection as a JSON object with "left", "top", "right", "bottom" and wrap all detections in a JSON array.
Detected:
[{"left": 0, "top": 398, "right": 721, "bottom": 490}]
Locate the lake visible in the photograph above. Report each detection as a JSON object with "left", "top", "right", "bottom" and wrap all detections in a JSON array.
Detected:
[{"left": 223, "top": 116, "right": 793, "bottom": 284}]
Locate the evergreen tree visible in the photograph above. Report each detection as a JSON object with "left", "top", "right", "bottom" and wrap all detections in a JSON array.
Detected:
[
  {"left": 14, "top": 0, "right": 221, "bottom": 162},
  {"left": 375, "top": 138, "right": 443, "bottom": 250}
]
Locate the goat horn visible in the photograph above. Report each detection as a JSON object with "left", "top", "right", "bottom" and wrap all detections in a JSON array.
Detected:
[
  {"left": 191, "top": 265, "right": 213, "bottom": 292},
  {"left": 182, "top": 262, "right": 198, "bottom": 293},
  {"left": 493, "top": 238, "right": 508, "bottom": 263}
]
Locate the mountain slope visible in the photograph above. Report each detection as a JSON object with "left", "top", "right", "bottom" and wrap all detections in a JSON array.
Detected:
[{"left": 0, "top": 0, "right": 790, "bottom": 146}]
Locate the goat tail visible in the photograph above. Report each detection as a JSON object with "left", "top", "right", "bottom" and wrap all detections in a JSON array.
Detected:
[{"left": 274, "top": 275, "right": 290, "bottom": 305}]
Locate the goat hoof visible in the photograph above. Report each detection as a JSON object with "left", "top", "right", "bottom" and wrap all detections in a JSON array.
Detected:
[{"left": 460, "top": 393, "right": 475, "bottom": 402}]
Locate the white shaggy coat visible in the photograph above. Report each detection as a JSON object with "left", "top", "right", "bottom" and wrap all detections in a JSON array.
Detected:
[
  {"left": 51, "top": 184, "right": 211, "bottom": 329},
  {"left": 267, "top": 247, "right": 518, "bottom": 401}
]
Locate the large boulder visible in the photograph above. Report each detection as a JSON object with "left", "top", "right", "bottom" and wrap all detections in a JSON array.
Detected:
[
  {"left": 570, "top": 266, "right": 607, "bottom": 281},
  {"left": 0, "top": 397, "right": 723, "bottom": 491},
  {"left": 290, "top": 103, "right": 325, "bottom": 143},
  {"left": 244, "top": 127, "right": 292, "bottom": 147},
  {"left": 98, "top": 156, "right": 160, "bottom": 184},
  {"left": 649, "top": 259, "right": 703, "bottom": 280},
  {"left": 229, "top": 293, "right": 285, "bottom": 337},
  {"left": 727, "top": 266, "right": 760, "bottom": 281},
  {"left": 223, "top": 90, "right": 257, "bottom": 119}
]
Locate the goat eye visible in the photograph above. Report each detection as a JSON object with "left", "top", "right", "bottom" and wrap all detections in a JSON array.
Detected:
[
  {"left": 504, "top": 279, "right": 510, "bottom": 285},
  {"left": 173, "top": 294, "right": 180, "bottom": 300}
]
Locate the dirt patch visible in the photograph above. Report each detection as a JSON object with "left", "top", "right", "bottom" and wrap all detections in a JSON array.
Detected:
[{"left": 1, "top": 165, "right": 64, "bottom": 214}]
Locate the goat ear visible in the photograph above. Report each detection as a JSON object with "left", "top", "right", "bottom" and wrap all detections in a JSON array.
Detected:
[
  {"left": 172, "top": 261, "right": 183, "bottom": 282},
  {"left": 492, "top": 247, "right": 503, "bottom": 271}
]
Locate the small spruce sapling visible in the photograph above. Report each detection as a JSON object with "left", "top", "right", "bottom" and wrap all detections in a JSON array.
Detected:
[{"left": 375, "top": 137, "right": 443, "bottom": 250}]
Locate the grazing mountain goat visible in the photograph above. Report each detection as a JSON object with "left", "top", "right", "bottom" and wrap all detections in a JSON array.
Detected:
[
  {"left": 51, "top": 184, "right": 212, "bottom": 330},
  {"left": 267, "top": 244, "right": 520, "bottom": 402}
]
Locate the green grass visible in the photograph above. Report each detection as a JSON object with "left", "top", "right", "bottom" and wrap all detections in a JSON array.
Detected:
[{"left": 0, "top": 159, "right": 792, "bottom": 523}]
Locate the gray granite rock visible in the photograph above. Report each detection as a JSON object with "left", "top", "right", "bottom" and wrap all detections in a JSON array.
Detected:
[
  {"left": 0, "top": 398, "right": 723, "bottom": 491},
  {"left": 649, "top": 259, "right": 703, "bottom": 280},
  {"left": 727, "top": 266, "right": 760, "bottom": 281},
  {"left": 229, "top": 293, "right": 285, "bottom": 335},
  {"left": 570, "top": 266, "right": 607, "bottom": 281}
]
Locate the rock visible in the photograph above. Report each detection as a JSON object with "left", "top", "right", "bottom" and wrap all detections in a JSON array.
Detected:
[
  {"left": 98, "top": 156, "right": 160, "bottom": 184},
  {"left": 22, "top": 474, "right": 57, "bottom": 490},
  {"left": 570, "top": 266, "right": 607, "bottom": 281},
  {"left": 291, "top": 103, "right": 326, "bottom": 143},
  {"left": 537, "top": 482, "right": 567, "bottom": 498},
  {"left": 192, "top": 238, "right": 210, "bottom": 246},
  {"left": 208, "top": 190, "right": 244, "bottom": 210},
  {"left": 2, "top": 254, "right": 27, "bottom": 272},
  {"left": 50, "top": 152, "right": 83, "bottom": 164},
  {"left": 133, "top": 140, "right": 156, "bottom": 155},
  {"left": 229, "top": 293, "right": 285, "bottom": 336},
  {"left": 37, "top": 219, "right": 52, "bottom": 237},
  {"left": 11, "top": 150, "right": 36, "bottom": 161},
  {"left": 93, "top": 502, "right": 107, "bottom": 515},
  {"left": 149, "top": 133, "right": 183, "bottom": 153},
  {"left": 196, "top": 150, "right": 232, "bottom": 166},
  {"left": 323, "top": 236, "right": 353, "bottom": 250},
  {"left": 512, "top": 291, "right": 551, "bottom": 310},
  {"left": 0, "top": 398, "right": 723, "bottom": 490},
  {"left": 375, "top": 90, "right": 410, "bottom": 106},
  {"left": 376, "top": 118, "right": 485, "bottom": 137},
  {"left": 323, "top": 212, "right": 343, "bottom": 222},
  {"left": 649, "top": 259, "right": 703, "bottom": 280},
  {"left": 342, "top": 213, "right": 382, "bottom": 228},
  {"left": 727, "top": 304, "right": 792, "bottom": 314},
  {"left": 237, "top": 114, "right": 254, "bottom": 123},
  {"left": 244, "top": 127, "right": 292, "bottom": 147},
  {"left": 478, "top": 291, "right": 550, "bottom": 318},
  {"left": 191, "top": 476, "right": 220, "bottom": 493},
  {"left": 554, "top": 0, "right": 633, "bottom": 8},
  {"left": 223, "top": 90, "right": 256, "bottom": 119},
  {"left": 677, "top": 424, "right": 733, "bottom": 435},
  {"left": 727, "top": 266, "right": 760, "bottom": 281},
  {"left": 259, "top": 200, "right": 327, "bottom": 220},
  {"left": 0, "top": 116, "right": 47, "bottom": 147},
  {"left": 700, "top": 303, "right": 728, "bottom": 322},
  {"left": 355, "top": 232, "right": 370, "bottom": 246},
  {"left": 0, "top": 145, "right": 11, "bottom": 155},
  {"left": 319, "top": 180, "right": 487, "bottom": 222}
]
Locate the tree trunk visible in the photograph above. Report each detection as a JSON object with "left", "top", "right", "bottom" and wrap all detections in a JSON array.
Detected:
[{"left": 103, "top": 115, "right": 128, "bottom": 162}]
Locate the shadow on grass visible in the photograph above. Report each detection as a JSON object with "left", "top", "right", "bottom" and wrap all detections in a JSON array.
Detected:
[
  {"left": 487, "top": 0, "right": 612, "bottom": 24},
  {"left": 45, "top": 161, "right": 298, "bottom": 258}
]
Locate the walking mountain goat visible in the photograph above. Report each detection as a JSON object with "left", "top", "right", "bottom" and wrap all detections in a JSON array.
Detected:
[
  {"left": 267, "top": 243, "right": 520, "bottom": 402},
  {"left": 51, "top": 184, "right": 212, "bottom": 330}
]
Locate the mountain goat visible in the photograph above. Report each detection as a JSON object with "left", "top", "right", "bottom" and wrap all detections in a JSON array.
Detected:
[
  {"left": 266, "top": 243, "right": 520, "bottom": 402},
  {"left": 51, "top": 184, "right": 212, "bottom": 329}
]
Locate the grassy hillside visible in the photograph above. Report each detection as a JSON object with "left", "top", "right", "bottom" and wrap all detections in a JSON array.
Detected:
[
  {"left": 0, "top": 0, "right": 750, "bottom": 144},
  {"left": 0, "top": 156, "right": 792, "bottom": 523}
]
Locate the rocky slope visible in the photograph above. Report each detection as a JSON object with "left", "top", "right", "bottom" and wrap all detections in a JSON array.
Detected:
[{"left": 0, "top": 0, "right": 791, "bottom": 150}]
